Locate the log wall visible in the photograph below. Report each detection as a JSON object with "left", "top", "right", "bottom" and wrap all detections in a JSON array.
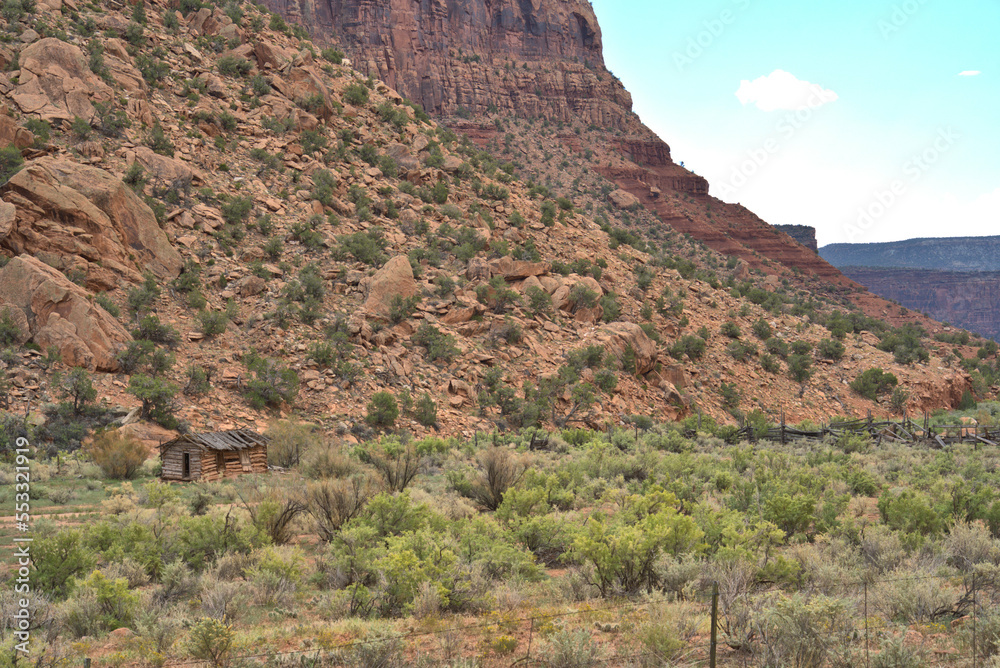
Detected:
[
  {"left": 191, "top": 445, "right": 268, "bottom": 482},
  {"left": 161, "top": 443, "right": 203, "bottom": 481}
]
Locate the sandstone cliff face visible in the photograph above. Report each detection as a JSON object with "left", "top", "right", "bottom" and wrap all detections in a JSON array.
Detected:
[
  {"left": 842, "top": 268, "right": 1000, "bottom": 341},
  {"left": 267, "top": 0, "right": 852, "bottom": 284},
  {"left": 265, "top": 0, "right": 634, "bottom": 129}
]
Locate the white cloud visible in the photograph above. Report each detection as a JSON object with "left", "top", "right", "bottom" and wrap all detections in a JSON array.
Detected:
[
  {"left": 959, "top": 70, "right": 982, "bottom": 76},
  {"left": 735, "top": 69, "right": 839, "bottom": 112}
]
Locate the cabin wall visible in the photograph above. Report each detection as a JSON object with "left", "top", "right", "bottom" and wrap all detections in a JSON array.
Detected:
[
  {"left": 198, "top": 445, "right": 268, "bottom": 482},
  {"left": 161, "top": 443, "right": 203, "bottom": 481}
]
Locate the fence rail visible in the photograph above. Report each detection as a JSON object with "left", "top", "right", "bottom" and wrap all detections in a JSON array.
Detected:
[{"left": 729, "top": 410, "right": 998, "bottom": 448}]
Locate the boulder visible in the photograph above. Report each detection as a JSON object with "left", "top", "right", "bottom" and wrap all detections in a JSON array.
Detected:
[
  {"left": 608, "top": 189, "right": 640, "bottom": 210},
  {"left": 487, "top": 256, "right": 550, "bottom": 281},
  {"left": 0, "top": 256, "right": 131, "bottom": 371},
  {"left": 584, "top": 322, "right": 659, "bottom": 375},
  {"left": 127, "top": 147, "right": 201, "bottom": 186},
  {"left": 466, "top": 257, "right": 491, "bottom": 282},
  {"left": 270, "top": 66, "right": 338, "bottom": 119},
  {"left": 254, "top": 41, "right": 292, "bottom": 69},
  {"left": 0, "top": 114, "right": 34, "bottom": 149},
  {"left": 1, "top": 159, "right": 182, "bottom": 283},
  {"left": 0, "top": 302, "right": 30, "bottom": 344},
  {"left": 10, "top": 38, "right": 113, "bottom": 122},
  {"left": 361, "top": 255, "right": 418, "bottom": 317}
]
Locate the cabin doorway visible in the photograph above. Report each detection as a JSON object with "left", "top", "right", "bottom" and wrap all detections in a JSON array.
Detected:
[{"left": 182, "top": 452, "right": 190, "bottom": 479}]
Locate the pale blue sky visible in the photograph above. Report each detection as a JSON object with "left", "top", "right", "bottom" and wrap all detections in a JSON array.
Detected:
[{"left": 589, "top": 0, "right": 1000, "bottom": 246}]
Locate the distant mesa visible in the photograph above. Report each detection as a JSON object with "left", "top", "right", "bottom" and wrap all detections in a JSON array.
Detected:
[
  {"left": 820, "top": 236, "right": 1000, "bottom": 272},
  {"left": 822, "top": 236, "right": 1000, "bottom": 341}
]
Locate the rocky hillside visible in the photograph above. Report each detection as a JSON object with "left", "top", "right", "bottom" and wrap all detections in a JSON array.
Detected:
[
  {"left": 257, "top": 0, "right": 858, "bottom": 286},
  {"left": 0, "top": 0, "right": 992, "bottom": 448}
]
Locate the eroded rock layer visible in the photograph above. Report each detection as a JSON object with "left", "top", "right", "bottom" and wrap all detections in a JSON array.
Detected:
[{"left": 271, "top": 0, "right": 851, "bottom": 282}]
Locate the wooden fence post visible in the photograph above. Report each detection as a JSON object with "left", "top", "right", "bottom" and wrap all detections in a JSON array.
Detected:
[{"left": 710, "top": 582, "right": 719, "bottom": 668}]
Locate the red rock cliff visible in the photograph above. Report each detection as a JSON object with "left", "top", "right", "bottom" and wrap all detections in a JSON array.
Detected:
[{"left": 269, "top": 0, "right": 852, "bottom": 283}]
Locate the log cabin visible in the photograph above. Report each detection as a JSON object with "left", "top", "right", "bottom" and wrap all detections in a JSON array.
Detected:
[{"left": 159, "top": 429, "right": 269, "bottom": 482}]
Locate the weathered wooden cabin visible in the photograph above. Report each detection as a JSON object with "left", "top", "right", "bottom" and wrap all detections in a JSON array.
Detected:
[{"left": 160, "top": 429, "right": 269, "bottom": 482}]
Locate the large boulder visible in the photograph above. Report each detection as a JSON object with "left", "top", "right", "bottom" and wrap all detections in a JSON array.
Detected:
[
  {"left": 583, "top": 322, "right": 659, "bottom": 375},
  {"left": 0, "top": 256, "right": 131, "bottom": 370},
  {"left": 126, "top": 147, "right": 201, "bottom": 186},
  {"left": 487, "top": 256, "right": 550, "bottom": 281},
  {"left": 10, "top": 38, "right": 113, "bottom": 122},
  {"left": 0, "top": 113, "right": 34, "bottom": 149},
  {"left": 361, "top": 256, "right": 419, "bottom": 318},
  {"left": 0, "top": 159, "right": 183, "bottom": 286},
  {"left": 608, "top": 189, "right": 640, "bottom": 210}
]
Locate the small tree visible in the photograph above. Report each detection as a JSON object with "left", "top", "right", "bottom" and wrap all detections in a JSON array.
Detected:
[
  {"left": 127, "top": 374, "right": 179, "bottom": 428},
  {"left": 56, "top": 367, "right": 97, "bottom": 415},
  {"left": 414, "top": 392, "right": 437, "bottom": 427},
  {"left": 87, "top": 430, "right": 147, "bottom": 479},
  {"left": 787, "top": 354, "right": 813, "bottom": 384},
  {"left": 365, "top": 392, "right": 398, "bottom": 428}
]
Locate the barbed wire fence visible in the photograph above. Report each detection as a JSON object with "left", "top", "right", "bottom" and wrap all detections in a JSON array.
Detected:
[{"left": 56, "top": 571, "right": 1000, "bottom": 667}]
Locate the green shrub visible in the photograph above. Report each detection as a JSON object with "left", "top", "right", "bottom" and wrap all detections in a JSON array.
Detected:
[
  {"left": 721, "top": 321, "right": 741, "bottom": 339},
  {"left": 31, "top": 530, "right": 95, "bottom": 599},
  {"left": 366, "top": 392, "right": 399, "bottom": 428},
  {"left": 850, "top": 368, "right": 898, "bottom": 401},
  {"left": 127, "top": 375, "right": 179, "bottom": 428},
  {"left": 817, "top": 338, "right": 845, "bottom": 361},
  {"left": 414, "top": 392, "right": 437, "bottom": 427},
  {"left": 388, "top": 294, "right": 420, "bottom": 324},
  {"left": 221, "top": 196, "right": 253, "bottom": 225},
  {"left": 95, "top": 293, "right": 120, "bottom": 318},
  {"left": 146, "top": 123, "right": 175, "bottom": 157},
  {"left": 321, "top": 47, "right": 344, "bottom": 64},
  {"left": 766, "top": 337, "right": 790, "bottom": 359},
  {"left": 878, "top": 489, "right": 944, "bottom": 536},
  {"left": 186, "top": 617, "right": 235, "bottom": 667},
  {"left": 0, "top": 144, "right": 23, "bottom": 184},
  {"left": 198, "top": 310, "right": 228, "bottom": 337},
  {"left": 413, "top": 323, "right": 459, "bottom": 362},
  {"left": 752, "top": 318, "right": 773, "bottom": 340},
  {"left": 750, "top": 355, "right": 776, "bottom": 377},
  {"left": 244, "top": 354, "right": 298, "bottom": 409},
  {"left": 132, "top": 315, "right": 179, "bottom": 346},
  {"left": 671, "top": 335, "right": 706, "bottom": 360},
  {"left": 526, "top": 285, "right": 552, "bottom": 316},
  {"left": 787, "top": 354, "right": 813, "bottom": 383},
  {"left": 217, "top": 55, "right": 252, "bottom": 77},
  {"left": 0, "top": 307, "right": 23, "bottom": 347},
  {"left": 343, "top": 82, "right": 369, "bottom": 106}
]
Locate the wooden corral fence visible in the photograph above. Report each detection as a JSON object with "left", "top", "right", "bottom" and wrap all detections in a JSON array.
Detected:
[{"left": 732, "top": 411, "right": 999, "bottom": 449}]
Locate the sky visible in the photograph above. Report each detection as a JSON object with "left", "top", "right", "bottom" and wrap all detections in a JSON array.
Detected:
[{"left": 588, "top": 0, "right": 1000, "bottom": 247}]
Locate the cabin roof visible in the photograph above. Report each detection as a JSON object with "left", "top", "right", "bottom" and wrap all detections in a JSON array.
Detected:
[{"left": 160, "top": 429, "right": 269, "bottom": 452}]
